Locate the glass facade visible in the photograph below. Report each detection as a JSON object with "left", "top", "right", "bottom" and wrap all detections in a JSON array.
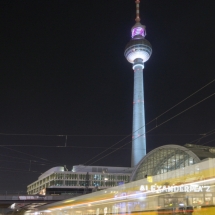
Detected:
[{"left": 131, "top": 145, "right": 201, "bottom": 181}]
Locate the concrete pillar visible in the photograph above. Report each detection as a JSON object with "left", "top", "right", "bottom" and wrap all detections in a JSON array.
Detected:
[{"left": 131, "top": 58, "right": 146, "bottom": 167}]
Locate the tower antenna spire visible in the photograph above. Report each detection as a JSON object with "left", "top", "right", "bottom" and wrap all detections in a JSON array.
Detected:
[{"left": 135, "top": 0, "right": 141, "bottom": 23}]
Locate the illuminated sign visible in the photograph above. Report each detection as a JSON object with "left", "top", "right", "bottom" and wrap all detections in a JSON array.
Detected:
[
  {"left": 140, "top": 184, "right": 210, "bottom": 193},
  {"left": 147, "top": 176, "right": 153, "bottom": 183}
]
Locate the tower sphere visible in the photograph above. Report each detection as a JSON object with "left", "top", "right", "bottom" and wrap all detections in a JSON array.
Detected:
[{"left": 124, "top": 35, "right": 152, "bottom": 64}]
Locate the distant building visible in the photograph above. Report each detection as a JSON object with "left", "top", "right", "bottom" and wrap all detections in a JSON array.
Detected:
[{"left": 27, "top": 165, "right": 133, "bottom": 195}]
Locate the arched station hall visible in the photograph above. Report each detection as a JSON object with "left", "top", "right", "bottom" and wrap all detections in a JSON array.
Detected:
[{"left": 131, "top": 144, "right": 215, "bottom": 181}]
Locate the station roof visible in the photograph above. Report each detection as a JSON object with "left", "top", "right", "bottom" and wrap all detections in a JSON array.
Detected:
[
  {"left": 131, "top": 144, "right": 215, "bottom": 181},
  {"left": 184, "top": 144, "right": 215, "bottom": 160}
]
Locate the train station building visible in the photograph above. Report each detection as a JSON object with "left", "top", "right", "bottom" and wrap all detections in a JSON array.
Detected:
[
  {"left": 131, "top": 144, "right": 215, "bottom": 181},
  {"left": 27, "top": 144, "right": 215, "bottom": 196}
]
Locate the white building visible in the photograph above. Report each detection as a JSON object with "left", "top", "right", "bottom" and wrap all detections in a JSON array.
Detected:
[{"left": 27, "top": 165, "right": 133, "bottom": 195}]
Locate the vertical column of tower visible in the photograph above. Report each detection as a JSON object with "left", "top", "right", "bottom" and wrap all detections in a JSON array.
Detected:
[
  {"left": 132, "top": 59, "right": 146, "bottom": 167},
  {"left": 124, "top": 0, "right": 152, "bottom": 167}
]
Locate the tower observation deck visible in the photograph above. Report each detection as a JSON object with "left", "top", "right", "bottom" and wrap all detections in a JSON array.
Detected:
[{"left": 124, "top": 0, "right": 152, "bottom": 167}]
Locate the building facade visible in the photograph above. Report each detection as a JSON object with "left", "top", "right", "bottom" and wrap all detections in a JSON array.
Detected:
[{"left": 27, "top": 166, "right": 132, "bottom": 195}]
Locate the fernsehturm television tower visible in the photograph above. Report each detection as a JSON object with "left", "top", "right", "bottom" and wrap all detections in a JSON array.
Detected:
[{"left": 125, "top": 0, "right": 152, "bottom": 167}]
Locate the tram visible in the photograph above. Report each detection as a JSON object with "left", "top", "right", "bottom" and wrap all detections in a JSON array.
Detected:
[{"left": 34, "top": 159, "right": 215, "bottom": 215}]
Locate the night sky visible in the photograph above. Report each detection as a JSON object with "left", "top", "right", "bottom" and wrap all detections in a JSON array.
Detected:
[{"left": 0, "top": 0, "right": 214, "bottom": 192}]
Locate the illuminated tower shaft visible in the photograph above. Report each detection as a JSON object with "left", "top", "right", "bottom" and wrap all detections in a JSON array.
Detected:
[
  {"left": 125, "top": 0, "right": 152, "bottom": 167},
  {"left": 132, "top": 59, "right": 146, "bottom": 167}
]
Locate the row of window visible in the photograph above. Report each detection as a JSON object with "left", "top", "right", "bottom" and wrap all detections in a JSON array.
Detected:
[
  {"left": 28, "top": 180, "right": 122, "bottom": 194},
  {"left": 50, "top": 174, "right": 129, "bottom": 180},
  {"left": 28, "top": 178, "right": 130, "bottom": 192},
  {"left": 28, "top": 174, "right": 130, "bottom": 191},
  {"left": 50, "top": 180, "right": 119, "bottom": 187}
]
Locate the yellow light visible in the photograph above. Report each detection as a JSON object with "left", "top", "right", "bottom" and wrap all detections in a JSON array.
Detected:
[
  {"left": 147, "top": 176, "right": 153, "bottom": 183},
  {"left": 64, "top": 200, "right": 75, "bottom": 203}
]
